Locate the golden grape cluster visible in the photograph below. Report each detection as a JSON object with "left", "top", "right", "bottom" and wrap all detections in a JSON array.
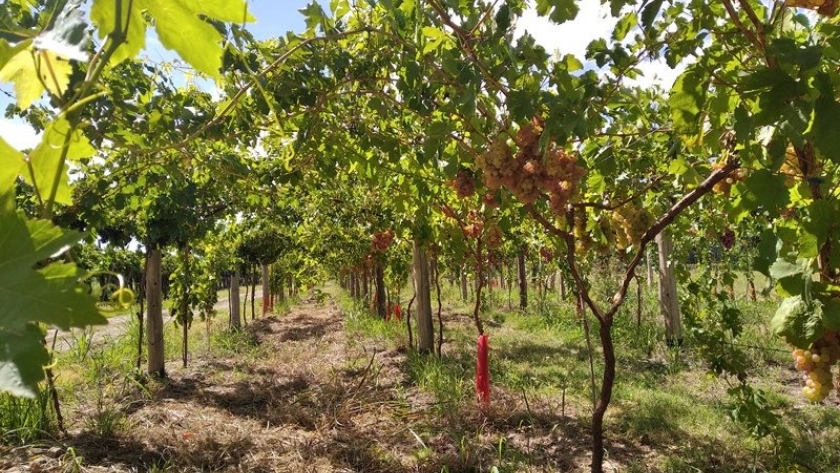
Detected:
[
  {"left": 475, "top": 119, "right": 586, "bottom": 214},
  {"left": 371, "top": 229, "right": 395, "bottom": 252},
  {"left": 792, "top": 331, "right": 840, "bottom": 402},
  {"left": 609, "top": 203, "right": 655, "bottom": 250},
  {"left": 485, "top": 224, "right": 503, "bottom": 249},
  {"left": 711, "top": 159, "right": 747, "bottom": 196},
  {"left": 572, "top": 209, "right": 592, "bottom": 255}
]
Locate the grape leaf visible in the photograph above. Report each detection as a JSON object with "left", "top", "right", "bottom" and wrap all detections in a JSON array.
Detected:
[
  {"left": 669, "top": 66, "right": 707, "bottom": 133},
  {"left": 0, "top": 323, "right": 50, "bottom": 398},
  {"left": 90, "top": 0, "right": 147, "bottom": 66},
  {"left": 26, "top": 117, "right": 95, "bottom": 206},
  {"left": 0, "top": 48, "right": 72, "bottom": 109},
  {"left": 535, "top": 0, "right": 579, "bottom": 24},
  {"left": 91, "top": 0, "right": 254, "bottom": 78},
  {"left": 771, "top": 295, "right": 823, "bottom": 348},
  {"left": 0, "top": 39, "right": 31, "bottom": 71},
  {"left": 820, "top": 297, "right": 840, "bottom": 332},
  {"left": 0, "top": 135, "right": 25, "bottom": 190},
  {"left": 0, "top": 191, "right": 106, "bottom": 397}
]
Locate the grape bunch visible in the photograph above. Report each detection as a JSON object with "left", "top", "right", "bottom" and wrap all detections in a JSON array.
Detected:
[
  {"left": 451, "top": 170, "right": 477, "bottom": 198},
  {"left": 609, "top": 203, "right": 655, "bottom": 250},
  {"left": 482, "top": 192, "right": 500, "bottom": 208},
  {"left": 572, "top": 209, "right": 593, "bottom": 255},
  {"left": 539, "top": 246, "right": 554, "bottom": 263},
  {"left": 463, "top": 210, "right": 484, "bottom": 239},
  {"left": 484, "top": 223, "right": 503, "bottom": 249},
  {"left": 792, "top": 331, "right": 840, "bottom": 402},
  {"left": 718, "top": 228, "right": 735, "bottom": 250},
  {"left": 371, "top": 229, "right": 395, "bottom": 252},
  {"left": 711, "top": 159, "right": 747, "bottom": 197},
  {"left": 475, "top": 120, "right": 586, "bottom": 213}
]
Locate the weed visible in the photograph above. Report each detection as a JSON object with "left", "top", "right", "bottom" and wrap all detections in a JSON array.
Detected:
[{"left": 0, "top": 389, "right": 55, "bottom": 444}]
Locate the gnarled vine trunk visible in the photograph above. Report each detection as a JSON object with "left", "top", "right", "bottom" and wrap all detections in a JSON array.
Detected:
[{"left": 412, "top": 240, "right": 434, "bottom": 354}]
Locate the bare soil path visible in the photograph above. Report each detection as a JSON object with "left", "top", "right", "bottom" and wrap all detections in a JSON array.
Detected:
[{"left": 6, "top": 294, "right": 601, "bottom": 473}]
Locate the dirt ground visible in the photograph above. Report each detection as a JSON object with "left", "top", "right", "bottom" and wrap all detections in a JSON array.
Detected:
[{"left": 3, "top": 297, "right": 625, "bottom": 473}]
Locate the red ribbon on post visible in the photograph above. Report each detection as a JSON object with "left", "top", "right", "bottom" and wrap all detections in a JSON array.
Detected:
[
  {"left": 395, "top": 304, "right": 402, "bottom": 321},
  {"left": 476, "top": 334, "right": 490, "bottom": 405}
]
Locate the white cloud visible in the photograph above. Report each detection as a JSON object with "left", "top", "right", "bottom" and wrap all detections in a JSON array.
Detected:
[{"left": 0, "top": 117, "right": 40, "bottom": 151}]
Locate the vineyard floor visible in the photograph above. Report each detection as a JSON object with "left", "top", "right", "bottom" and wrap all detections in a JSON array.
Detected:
[{"left": 3, "top": 287, "right": 840, "bottom": 472}]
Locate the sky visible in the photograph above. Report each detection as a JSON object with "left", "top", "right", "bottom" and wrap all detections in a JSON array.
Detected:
[{"left": 0, "top": 0, "right": 681, "bottom": 151}]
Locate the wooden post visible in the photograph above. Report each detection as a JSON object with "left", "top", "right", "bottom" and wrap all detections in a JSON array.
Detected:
[
  {"left": 146, "top": 246, "right": 165, "bottom": 377},
  {"left": 657, "top": 231, "right": 682, "bottom": 346},
  {"left": 230, "top": 267, "right": 241, "bottom": 329},
  {"left": 261, "top": 262, "right": 270, "bottom": 315},
  {"left": 460, "top": 263, "right": 468, "bottom": 302}
]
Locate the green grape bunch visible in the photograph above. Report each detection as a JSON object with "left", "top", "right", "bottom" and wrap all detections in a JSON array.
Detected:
[{"left": 791, "top": 331, "right": 840, "bottom": 402}]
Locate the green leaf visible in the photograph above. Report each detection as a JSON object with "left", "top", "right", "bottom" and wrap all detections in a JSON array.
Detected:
[
  {"left": 0, "top": 39, "right": 31, "bottom": 71},
  {"left": 733, "top": 169, "right": 789, "bottom": 216},
  {"left": 0, "top": 323, "right": 49, "bottom": 398},
  {"left": 612, "top": 12, "right": 637, "bottom": 41},
  {"left": 0, "top": 136, "right": 25, "bottom": 191},
  {"left": 92, "top": 0, "right": 254, "bottom": 77},
  {"left": 90, "top": 0, "right": 147, "bottom": 65},
  {"left": 609, "top": 0, "right": 634, "bottom": 16},
  {"left": 495, "top": 3, "right": 511, "bottom": 31},
  {"left": 669, "top": 66, "right": 707, "bottom": 133},
  {"left": 641, "top": 0, "right": 663, "bottom": 29},
  {"left": 299, "top": 1, "right": 327, "bottom": 31},
  {"left": 0, "top": 191, "right": 106, "bottom": 396},
  {"left": 803, "top": 200, "right": 837, "bottom": 246},
  {"left": 820, "top": 297, "right": 840, "bottom": 331},
  {"left": 535, "top": 0, "right": 579, "bottom": 24},
  {"left": 27, "top": 117, "right": 95, "bottom": 206},
  {"left": 812, "top": 73, "right": 840, "bottom": 165},
  {"left": 753, "top": 229, "right": 778, "bottom": 277},
  {"left": 771, "top": 295, "right": 823, "bottom": 348},
  {"left": 769, "top": 256, "right": 812, "bottom": 280},
  {"left": 148, "top": 0, "right": 253, "bottom": 79}
]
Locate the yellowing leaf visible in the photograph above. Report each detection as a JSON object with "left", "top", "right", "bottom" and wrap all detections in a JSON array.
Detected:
[{"left": 0, "top": 48, "right": 72, "bottom": 109}]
